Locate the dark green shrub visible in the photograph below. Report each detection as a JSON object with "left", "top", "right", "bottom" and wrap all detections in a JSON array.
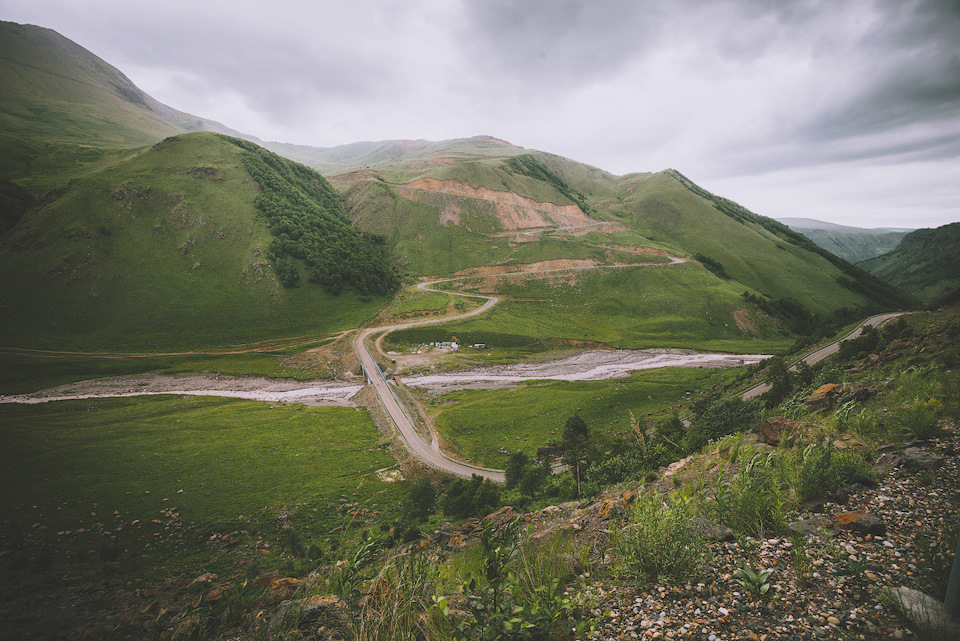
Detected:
[
  {"left": 442, "top": 474, "right": 500, "bottom": 519},
  {"left": 684, "top": 398, "right": 758, "bottom": 452},
  {"left": 404, "top": 477, "right": 436, "bottom": 522}
]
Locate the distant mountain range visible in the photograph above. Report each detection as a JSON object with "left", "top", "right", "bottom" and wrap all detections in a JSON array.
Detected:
[
  {"left": 777, "top": 217, "right": 911, "bottom": 263},
  {"left": 0, "top": 20, "right": 917, "bottom": 351}
]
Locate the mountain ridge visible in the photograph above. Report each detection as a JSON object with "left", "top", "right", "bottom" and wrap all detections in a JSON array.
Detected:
[
  {"left": 778, "top": 217, "right": 910, "bottom": 262},
  {"left": 0, "top": 20, "right": 916, "bottom": 352},
  {"left": 859, "top": 222, "right": 960, "bottom": 307}
]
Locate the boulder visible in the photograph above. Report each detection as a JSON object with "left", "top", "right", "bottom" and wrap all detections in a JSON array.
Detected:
[
  {"left": 254, "top": 570, "right": 280, "bottom": 588},
  {"left": 268, "top": 595, "right": 349, "bottom": 639},
  {"left": 901, "top": 447, "right": 945, "bottom": 470},
  {"left": 755, "top": 416, "right": 800, "bottom": 446},
  {"left": 484, "top": 506, "right": 518, "bottom": 530},
  {"left": 693, "top": 517, "right": 735, "bottom": 542},
  {"left": 787, "top": 514, "right": 833, "bottom": 536},
  {"left": 804, "top": 384, "right": 840, "bottom": 412},
  {"left": 839, "top": 387, "right": 873, "bottom": 405},
  {"left": 833, "top": 510, "right": 886, "bottom": 536}
]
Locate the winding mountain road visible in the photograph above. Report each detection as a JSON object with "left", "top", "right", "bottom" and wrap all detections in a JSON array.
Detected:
[
  {"left": 741, "top": 312, "right": 905, "bottom": 400},
  {"left": 353, "top": 253, "right": 684, "bottom": 480}
]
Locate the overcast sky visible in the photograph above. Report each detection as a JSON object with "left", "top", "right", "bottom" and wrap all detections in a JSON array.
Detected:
[{"left": 3, "top": 0, "right": 959, "bottom": 228}]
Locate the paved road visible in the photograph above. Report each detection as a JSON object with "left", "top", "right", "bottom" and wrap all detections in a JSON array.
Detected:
[
  {"left": 741, "top": 312, "right": 905, "bottom": 400},
  {"left": 353, "top": 285, "right": 504, "bottom": 480},
  {"left": 352, "top": 255, "right": 684, "bottom": 480}
]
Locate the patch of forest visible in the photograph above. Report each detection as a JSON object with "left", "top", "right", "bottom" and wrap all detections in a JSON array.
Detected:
[{"left": 224, "top": 136, "right": 398, "bottom": 296}]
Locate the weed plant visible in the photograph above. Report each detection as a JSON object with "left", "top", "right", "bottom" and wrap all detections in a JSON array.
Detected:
[
  {"left": 792, "top": 438, "right": 876, "bottom": 502},
  {"left": 435, "top": 520, "right": 580, "bottom": 640},
  {"left": 614, "top": 491, "right": 709, "bottom": 586},
  {"left": 353, "top": 553, "right": 445, "bottom": 641},
  {"left": 708, "top": 453, "right": 790, "bottom": 538},
  {"left": 734, "top": 561, "right": 773, "bottom": 599}
]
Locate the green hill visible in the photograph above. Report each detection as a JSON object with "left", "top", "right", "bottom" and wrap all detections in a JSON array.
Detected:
[
  {"left": 0, "top": 20, "right": 248, "bottom": 216},
  {"left": 0, "top": 21, "right": 240, "bottom": 148},
  {"left": 0, "top": 20, "right": 913, "bottom": 355},
  {"left": 301, "top": 142, "right": 912, "bottom": 349},
  {"left": 859, "top": 222, "right": 960, "bottom": 306},
  {"left": 0, "top": 133, "right": 394, "bottom": 350},
  {"left": 778, "top": 217, "right": 909, "bottom": 263}
]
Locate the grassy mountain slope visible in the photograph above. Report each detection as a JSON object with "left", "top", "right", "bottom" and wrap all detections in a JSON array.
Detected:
[
  {"left": 859, "top": 222, "right": 960, "bottom": 306},
  {"left": 779, "top": 217, "right": 909, "bottom": 263},
  {"left": 0, "top": 133, "right": 390, "bottom": 350},
  {"left": 314, "top": 139, "right": 905, "bottom": 332},
  {"left": 0, "top": 21, "right": 239, "bottom": 148},
  {"left": 0, "top": 20, "right": 247, "bottom": 210},
  {"left": 265, "top": 135, "right": 522, "bottom": 175}
]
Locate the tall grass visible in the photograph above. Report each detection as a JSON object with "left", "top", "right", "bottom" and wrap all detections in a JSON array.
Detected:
[
  {"left": 614, "top": 491, "right": 710, "bottom": 586},
  {"left": 707, "top": 453, "right": 790, "bottom": 538},
  {"left": 353, "top": 553, "right": 446, "bottom": 641},
  {"left": 792, "top": 439, "right": 876, "bottom": 502}
]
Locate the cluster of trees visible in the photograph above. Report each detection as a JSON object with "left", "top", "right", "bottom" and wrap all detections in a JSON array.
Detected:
[
  {"left": 741, "top": 291, "right": 820, "bottom": 336},
  {"left": 694, "top": 253, "right": 731, "bottom": 280},
  {"left": 224, "top": 136, "right": 399, "bottom": 296},
  {"left": 504, "top": 154, "right": 592, "bottom": 214}
]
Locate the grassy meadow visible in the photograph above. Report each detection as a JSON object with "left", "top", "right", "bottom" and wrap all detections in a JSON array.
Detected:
[
  {"left": 0, "top": 396, "right": 405, "bottom": 592},
  {"left": 424, "top": 366, "right": 746, "bottom": 468},
  {"left": 386, "top": 264, "right": 794, "bottom": 354}
]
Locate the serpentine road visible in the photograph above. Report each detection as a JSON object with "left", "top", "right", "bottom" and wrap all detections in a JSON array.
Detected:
[
  {"left": 352, "top": 259, "right": 682, "bottom": 481},
  {"left": 354, "top": 248, "right": 902, "bottom": 479},
  {"left": 741, "top": 311, "right": 905, "bottom": 400}
]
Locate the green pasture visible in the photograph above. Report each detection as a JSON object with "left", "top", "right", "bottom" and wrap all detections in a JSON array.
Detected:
[
  {"left": 387, "top": 265, "right": 793, "bottom": 354},
  {"left": 0, "top": 134, "right": 389, "bottom": 351},
  {"left": 0, "top": 396, "right": 404, "bottom": 588},
  {"left": 426, "top": 367, "right": 743, "bottom": 468},
  {"left": 393, "top": 289, "right": 452, "bottom": 315}
]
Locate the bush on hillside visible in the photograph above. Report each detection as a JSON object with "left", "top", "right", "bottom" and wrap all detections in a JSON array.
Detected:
[
  {"left": 684, "top": 397, "right": 759, "bottom": 452},
  {"left": 442, "top": 474, "right": 500, "bottom": 519},
  {"left": 709, "top": 453, "right": 790, "bottom": 537},
  {"left": 694, "top": 253, "right": 730, "bottom": 280},
  {"left": 615, "top": 492, "right": 709, "bottom": 586},
  {"left": 793, "top": 439, "right": 876, "bottom": 502}
]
